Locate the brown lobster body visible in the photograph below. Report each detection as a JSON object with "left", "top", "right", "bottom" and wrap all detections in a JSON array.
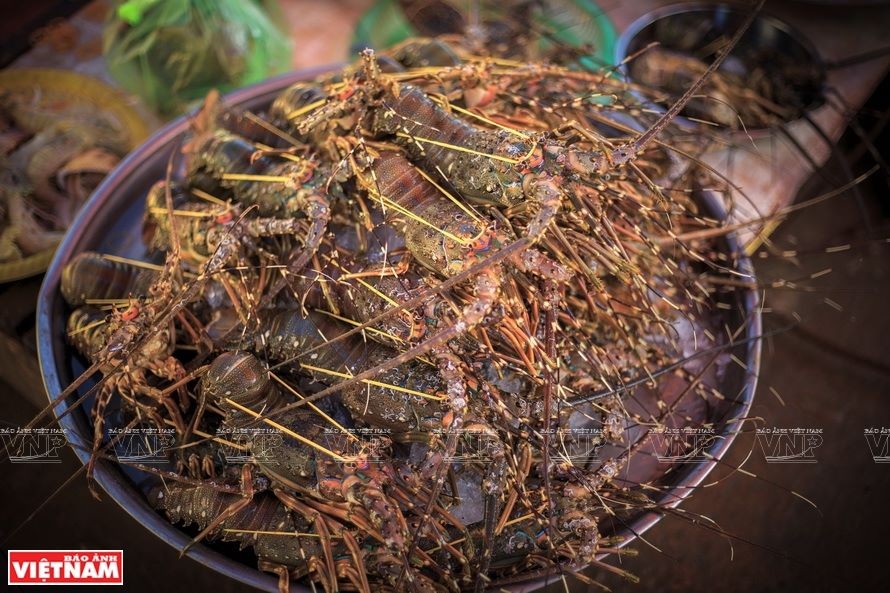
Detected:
[
  {"left": 366, "top": 84, "right": 533, "bottom": 205},
  {"left": 264, "top": 309, "right": 443, "bottom": 432},
  {"left": 368, "top": 150, "right": 491, "bottom": 276},
  {"left": 61, "top": 252, "right": 158, "bottom": 307},
  {"left": 150, "top": 485, "right": 314, "bottom": 570}
]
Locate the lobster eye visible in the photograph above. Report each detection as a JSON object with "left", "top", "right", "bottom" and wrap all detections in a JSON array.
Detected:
[
  {"left": 469, "top": 227, "right": 494, "bottom": 251},
  {"left": 337, "top": 86, "right": 356, "bottom": 101},
  {"left": 121, "top": 305, "right": 139, "bottom": 322},
  {"left": 215, "top": 210, "right": 233, "bottom": 224},
  {"left": 526, "top": 147, "right": 544, "bottom": 170}
]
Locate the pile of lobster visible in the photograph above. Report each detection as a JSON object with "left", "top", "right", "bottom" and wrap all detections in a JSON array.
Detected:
[{"left": 58, "top": 37, "right": 752, "bottom": 593}]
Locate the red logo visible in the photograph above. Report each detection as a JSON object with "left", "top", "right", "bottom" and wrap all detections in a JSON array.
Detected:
[{"left": 7, "top": 550, "right": 123, "bottom": 585}]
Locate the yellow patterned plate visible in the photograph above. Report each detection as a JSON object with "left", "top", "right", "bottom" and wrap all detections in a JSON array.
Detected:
[{"left": 0, "top": 68, "right": 150, "bottom": 283}]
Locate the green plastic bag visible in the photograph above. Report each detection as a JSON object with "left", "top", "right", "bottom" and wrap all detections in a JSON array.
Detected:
[{"left": 103, "top": 0, "right": 292, "bottom": 116}]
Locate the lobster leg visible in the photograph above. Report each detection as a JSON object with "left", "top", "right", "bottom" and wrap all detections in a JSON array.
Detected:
[
  {"left": 512, "top": 247, "right": 572, "bottom": 283},
  {"left": 148, "top": 355, "right": 189, "bottom": 412},
  {"left": 257, "top": 560, "right": 292, "bottom": 593},
  {"left": 138, "top": 384, "right": 187, "bottom": 437},
  {"left": 274, "top": 489, "right": 340, "bottom": 593},
  {"left": 181, "top": 464, "right": 256, "bottom": 555},
  {"left": 520, "top": 172, "right": 564, "bottom": 245},
  {"left": 86, "top": 383, "right": 115, "bottom": 497},
  {"left": 341, "top": 531, "right": 371, "bottom": 593},
  {"left": 469, "top": 422, "right": 506, "bottom": 593},
  {"left": 398, "top": 347, "right": 467, "bottom": 589},
  {"left": 261, "top": 192, "right": 331, "bottom": 303}
]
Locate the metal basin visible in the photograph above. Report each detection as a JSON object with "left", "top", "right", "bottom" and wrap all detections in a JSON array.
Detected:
[
  {"left": 616, "top": 3, "right": 826, "bottom": 133},
  {"left": 37, "top": 67, "right": 761, "bottom": 591}
]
